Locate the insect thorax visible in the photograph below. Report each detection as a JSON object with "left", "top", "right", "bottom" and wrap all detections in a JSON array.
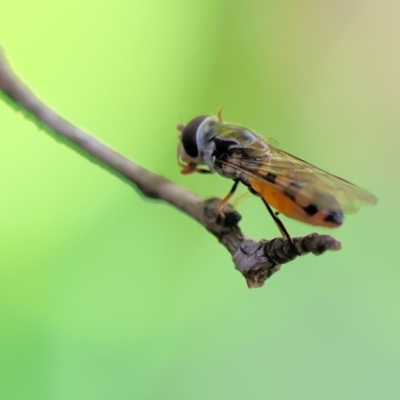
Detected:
[{"left": 200, "top": 127, "right": 268, "bottom": 184}]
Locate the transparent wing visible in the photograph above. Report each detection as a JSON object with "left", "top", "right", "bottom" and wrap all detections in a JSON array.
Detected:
[{"left": 222, "top": 141, "right": 378, "bottom": 213}]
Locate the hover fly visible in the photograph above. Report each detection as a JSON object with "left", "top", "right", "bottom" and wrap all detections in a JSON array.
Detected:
[{"left": 177, "top": 110, "right": 377, "bottom": 243}]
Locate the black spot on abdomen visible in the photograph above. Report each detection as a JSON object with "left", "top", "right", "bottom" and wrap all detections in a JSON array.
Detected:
[{"left": 303, "top": 204, "right": 318, "bottom": 216}]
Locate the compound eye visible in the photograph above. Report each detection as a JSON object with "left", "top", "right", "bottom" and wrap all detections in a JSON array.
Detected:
[{"left": 181, "top": 115, "right": 209, "bottom": 158}]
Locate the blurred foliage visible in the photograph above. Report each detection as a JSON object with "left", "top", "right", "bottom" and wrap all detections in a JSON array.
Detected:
[{"left": 0, "top": 1, "right": 399, "bottom": 399}]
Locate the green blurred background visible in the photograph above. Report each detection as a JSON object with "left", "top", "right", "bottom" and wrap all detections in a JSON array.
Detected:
[{"left": 0, "top": 1, "right": 398, "bottom": 399}]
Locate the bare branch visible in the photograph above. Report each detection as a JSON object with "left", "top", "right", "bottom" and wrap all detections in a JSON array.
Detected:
[{"left": 0, "top": 49, "right": 341, "bottom": 288}]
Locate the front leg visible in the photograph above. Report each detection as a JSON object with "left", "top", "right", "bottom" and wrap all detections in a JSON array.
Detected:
[
  {"left": 217, "top": 179, "right": 240, "bottom": 216},
  {"left": 178, "top": 160, "right": 211, "bottom": 175}
]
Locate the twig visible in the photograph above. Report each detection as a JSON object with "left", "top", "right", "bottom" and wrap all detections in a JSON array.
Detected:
[{"left": 0, "top": 49, "right": 341, "bottom": 288}]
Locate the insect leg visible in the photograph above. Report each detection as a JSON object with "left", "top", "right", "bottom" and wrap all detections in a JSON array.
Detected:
[
  {"left": 179, "top": 164, "right": 212, "bottom": 174},
  {"left": 233, "top": 192, "right": 252, "bottom": 208},
  {"left": 217, "top": 179, "right": 240, "bottom": 216},
  {"left": 261, "top": 197, "right": 299, "bottom": 255}
]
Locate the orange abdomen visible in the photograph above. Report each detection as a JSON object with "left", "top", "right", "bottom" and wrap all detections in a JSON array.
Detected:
[{"left": 248, "top": 178, "right": 343, "bottom": 228}]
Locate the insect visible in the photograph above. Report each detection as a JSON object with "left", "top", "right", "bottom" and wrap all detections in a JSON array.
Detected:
[{"left": 177, "top": 110, "right": 377, "bottom": 244}]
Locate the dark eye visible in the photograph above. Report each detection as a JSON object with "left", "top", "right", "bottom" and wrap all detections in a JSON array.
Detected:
[{"left": 181, "top": 115, "right": 209, "bottom": 158}]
